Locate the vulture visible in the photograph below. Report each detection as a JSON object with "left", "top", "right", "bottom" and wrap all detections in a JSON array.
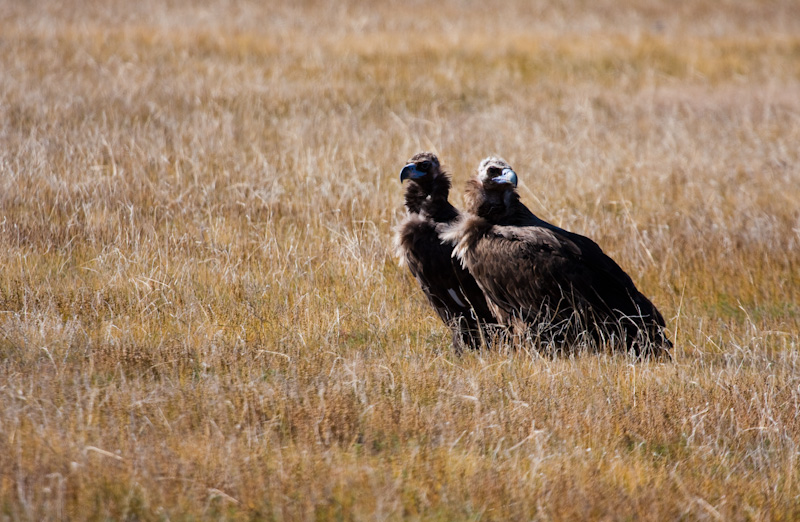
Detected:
[
  {"left": 443, "top": 157, "right": 672, "bottom": 357},
  {"left": 394, "top": 152, "right": 497, "bottom": 351}
]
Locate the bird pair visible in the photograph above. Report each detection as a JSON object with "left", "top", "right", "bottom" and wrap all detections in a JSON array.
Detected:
[{"left": 395, "top": 152, "right": 672, "bottom": 358}]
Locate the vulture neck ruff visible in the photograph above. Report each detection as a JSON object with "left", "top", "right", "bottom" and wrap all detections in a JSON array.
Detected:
[
  {"left": 464, "top": 179, "right": 558, "bottom": 228},
  {"left": 463, "top": 178, "right": 522, "bottom": 224},
  {"left": 404, "top": 172, "right": 453, "bottom": 217}
]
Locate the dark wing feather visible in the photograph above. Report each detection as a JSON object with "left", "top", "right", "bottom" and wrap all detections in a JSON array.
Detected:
[
  {"left": 396, "top": 212, "right": 496, "bottom": 349},
  {"left": 464, "top": 224, "right": 670, "bottom": 353}
]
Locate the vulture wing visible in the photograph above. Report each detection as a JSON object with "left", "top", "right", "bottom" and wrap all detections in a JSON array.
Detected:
[
  {"left": 463, "top": 223, "right": 670, "bottom": 355},
  {"left": 396, "top": 212, "right": 496, "bottom": 350}
]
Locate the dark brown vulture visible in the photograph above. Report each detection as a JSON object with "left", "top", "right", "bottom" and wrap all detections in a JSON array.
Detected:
[
  {"left": 443, "top": 156, "right": 672, "bottom": 357},
  {"left": 394, "top": 152, "right": 497, "bottom": 351}
]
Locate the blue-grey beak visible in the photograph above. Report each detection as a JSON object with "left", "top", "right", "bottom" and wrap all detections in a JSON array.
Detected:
[
  {"left": 492, "top": 168, "right": 518, "bottom": 187},
  {"left": 400, "top": 163, "right": 425, "bottom": 182}
]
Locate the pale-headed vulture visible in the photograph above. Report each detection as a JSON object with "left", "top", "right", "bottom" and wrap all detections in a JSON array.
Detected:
[{"left": 444, "top": 156, "right": 672, "bottom": 358}]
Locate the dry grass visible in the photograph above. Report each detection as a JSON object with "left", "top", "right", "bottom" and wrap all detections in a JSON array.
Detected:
[{"left": 1, "top": 0, "right": 800, "bottom": 519}]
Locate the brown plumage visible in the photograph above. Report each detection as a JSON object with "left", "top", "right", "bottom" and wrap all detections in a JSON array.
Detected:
[
  {"left": 394, "top": 152, "right": 497, "bottom": 351},
  {"left": 444, "top": 157, "right": 672, "bottom": 357}
]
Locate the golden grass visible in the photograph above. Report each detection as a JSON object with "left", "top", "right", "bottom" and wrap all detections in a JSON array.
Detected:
[{"left": 1, "top": 0, "right": 800, "bottom": 519}]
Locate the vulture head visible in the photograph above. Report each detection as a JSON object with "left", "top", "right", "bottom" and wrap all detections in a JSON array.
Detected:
[
  {"left": 477, "top": 156, "right": 518, "bottom": 188},
  {"left": 401, "top": 151, "right": 443, "bottom": 185},
  {"left": 400, "top": 152, "right": 451, "bottom": 212},
  {"left": 464, "top": 156, "right": 519, "bottom": 221}
]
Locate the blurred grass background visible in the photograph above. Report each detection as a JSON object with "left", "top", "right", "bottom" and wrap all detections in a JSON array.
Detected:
[{"left": 1, "top": 0, "right": 799, "bottom": 519}]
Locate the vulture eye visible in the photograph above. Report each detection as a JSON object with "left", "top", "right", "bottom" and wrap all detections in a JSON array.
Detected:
[
  {"left": 487, "top": 167, "right": 500, "bottom": 176},
  {"left": 418, "top": 161, "right": 431, "bottom": 172}
]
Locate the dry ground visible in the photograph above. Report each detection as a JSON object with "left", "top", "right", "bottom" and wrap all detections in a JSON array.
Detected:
[{"left": 1, "top": 0, "right": 800, "bottom": 519}]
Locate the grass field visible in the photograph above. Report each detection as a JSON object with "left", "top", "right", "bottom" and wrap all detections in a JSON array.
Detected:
[{"left": 2, "top": 0, "right": 800, "bottom": 519}]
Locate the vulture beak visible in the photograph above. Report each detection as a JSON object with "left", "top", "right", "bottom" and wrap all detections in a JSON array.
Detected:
[
  {"left": 492, "top": 168, "right": 518, "bottom": 187},
  {"left": 400, "top": 163, "right": 425, "bottom": 182}
]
